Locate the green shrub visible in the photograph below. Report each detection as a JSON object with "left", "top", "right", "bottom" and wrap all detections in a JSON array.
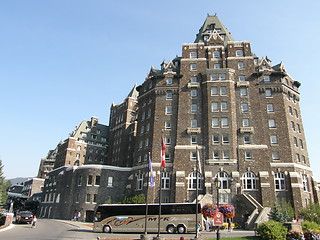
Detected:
[
  {"left": 302, "top": 221, "right": 320, "bottom": 232},
  {"left": 299, "top": 203, "right": 320, "bottom": 224},
  {"left": 256, "top": 220, "right": 287, "bottom": 240}
]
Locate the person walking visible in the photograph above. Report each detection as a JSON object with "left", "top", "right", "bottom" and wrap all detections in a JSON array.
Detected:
[{"left": 31, "top": 216, "right": 37, "bottom": 228}]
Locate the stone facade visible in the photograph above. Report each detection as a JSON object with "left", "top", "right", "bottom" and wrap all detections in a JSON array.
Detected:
[{"left": 39, "top": 15, "right": 319, "bottom": 223}]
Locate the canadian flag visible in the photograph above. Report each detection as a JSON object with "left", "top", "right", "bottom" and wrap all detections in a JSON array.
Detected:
[{"left": 161, "top": 137, "right": 166, "bottom": 168}]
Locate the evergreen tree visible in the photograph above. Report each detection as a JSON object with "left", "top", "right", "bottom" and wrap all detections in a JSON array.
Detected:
[
  {"left": 269, "top": 200, "right": 294, "bottom": 223},
  {"left": 0, "top": 160, "right": 10, "bottom": 207}
]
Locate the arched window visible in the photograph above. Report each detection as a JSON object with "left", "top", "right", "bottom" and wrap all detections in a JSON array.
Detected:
[
  {"left": 215, "top": 172, "right": 229, "bottom": 189},
  {"left": 274, "top": 172, "right": 286, "bottom": 190},
  {"left": 242, "top": 172, "right": 257, "bottom": 190},
  {"left": 188, "top": 172, "right": 202, "bottom": 190}
]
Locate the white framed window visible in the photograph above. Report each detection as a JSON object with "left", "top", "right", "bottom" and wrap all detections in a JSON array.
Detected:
[
  {"left": 245, "top": 151, "right": 252, "bottom": 160},
  {"left": 244, "top": 135, "right": 251, "bottom": 144},
  {"left": 210, "top": 74, "right": 217, "bottom": 81},
  {"left": 190, "top": 151, "right": 197, "bottom": 160},
  {"left": 95, "top": 176, "right": 101, "bottom": 186},
  {"left": 211, "top": 87, "right": 218, "bottom": 96},
  {"left": 166, "top": 91, "right": 173, "bottom": 99},
  {"left": 222, "top": 134, "right": 229, "bottom": 144},
  {"left": 215, "top": 172, "right": 229, "bottom": 189},
  {"left": 190, "top": 63, "right": 197, "bottom": 71},
  {"left": 87, "top": 175, "right": 93, "bottom": 185},
  {"left": 166, "top": 78, "right": 173, "bottom": 85},
  {"left": 212, "top": 134, "right": 219, "bottom": 144},
  {"left": 191, "top": 135, "right": 197, "bottom": 144},
  {"left": 270, "top": 135, "right": 278, "bottom": 144},
  {"left": 136, "top": 174, "right": 143, "bottom": 190},
  {"left": 219, "top": 74, "right": 226, "bottom": 80},
  {"left": 165, "top": 106, "right": 172, "bottom": 115},
  {"left": 108, "top": 177, "right": 113, "bottom": 187},
  {"left": 221, "top": 118, "right": 228, "bottom": 127},
  {"left": 165, "top": 136, "right": 171, "bottom": 145},
  {"left": 269, "top": 119, "right": 276, "bottom": 128},
  {"left": 265, "top": 89, "right": 272, "bottom": 97},
  {"left": 241, "top": 103, "right": 248, "bottom": 112},
  {"left": 211, "top": 102, "right": 218, "bottom": 111},
  {"left": 213, "top": 151, "right": 219, "bottom": 159},
  {"left": 161, "top": 172, "right": 170, "bottom": 189},
  {"left": 165, "top": 121, "right": 171, "bottom": 129},
  {"left": 243, "top": 119, "right": 249, "bottom": 127},
  {"left": 240, "top": 88, "right": 247, "bottom": 96},
  {"left": 190, "top": 89, "right": 197, "bottom": 98},
  {"left": 272, "top": 152, "right": 279, "bottom": 160},
  {"left": 220, "top": 87, "right": 227, "bottom": 95},
  {"left": 263, "top": 75, "right": 270, "bottom": 82},
  {"left": 299, "top": 139, "right": 304, "bottom": 149},
  {"left": 190, "top": 52, "right": 197, "bottom": 58},
  {"left": 242, "top": 172, "right": 257, "bottom": 190},
  {"left": 191, "top": 119, "right": 198, "bottom": 128},
  {"left": 214, "top": 63, "right": 220, "bottom": 69},
  {"left": 221, "top": 102, "right": 228, "bottom": 111},
  {"left": 191, "top": 104, "right": 197, "bottom": 113},
  {"left": 274, "top": 172, "right": 286, "bottom": 190},
  {"left": 188, "top": 172, "right": 202, "bottom": 190},
  {"left": 212, "top": 118, "right": 219, "bottom": 127},
  {"left": 190, "top": 76, "right": 197, "bottom": 83},
  {"left": 238, "top": 62, "right": 244, "bottom": 69},
  {"left": 236, "top": 49, "right": 244, "bottom": 57},
  {"left": 86, "top": 194, "right": 91, "bottom": 203},
  {"left": 267, "top": 104, "right": 274, "bottom": 112},
  {"left": 222, "top": 150, "right": 229, "bottom": 159},
  {"left": 302, "top": 174, "right": 309, "bottom": 192},
  {"left": 213, "top": 51, "right": 220, "bottom": 58},
  {"left": 239, "top": 75, "right": 245, "bottom": 82}
]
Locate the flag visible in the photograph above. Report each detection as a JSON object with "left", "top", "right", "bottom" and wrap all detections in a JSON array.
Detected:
[
  {"left": 161, "top": 137, "right": 166, "bottom": 168},
  {"left": 197, "top": 148, "right": 202, "bottom": 174},
  {"left": 148, "top": 155, "right": 155, "bottom": 188}
]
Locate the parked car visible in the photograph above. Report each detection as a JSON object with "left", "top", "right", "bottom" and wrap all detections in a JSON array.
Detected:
[{"left": 15, "top": 211, "right": 33, "bottom": 224}]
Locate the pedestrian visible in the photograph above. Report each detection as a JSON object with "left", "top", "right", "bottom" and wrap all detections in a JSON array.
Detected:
[
  {"left": 227, "top": 218, "right": 232, "bottom": 232},
  {"left": 31, "top": 216, "right": 37, "bottom": 228},
  {"left": 77, "top": 211, "right": 81, "bottom": 221}
]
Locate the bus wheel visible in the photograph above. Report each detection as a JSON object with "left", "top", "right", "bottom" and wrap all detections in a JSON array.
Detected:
[
  {"left": 166, "top": 224, "right": 176, "bottom": 234},
  {"left": 177, "top": 224, "right": 186, "bottom": 234},
  {"left": 103, "top": 225, "right": 111, "bottom": 233}
]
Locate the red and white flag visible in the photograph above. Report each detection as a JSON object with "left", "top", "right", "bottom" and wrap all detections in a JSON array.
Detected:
[{"left": 161, "top": 137, "right": 166, "bottom": 168}]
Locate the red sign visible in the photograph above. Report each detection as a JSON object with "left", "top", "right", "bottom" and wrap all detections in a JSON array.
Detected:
[{"left": 214, "top": 212, "right": 224, "bottom": 226}]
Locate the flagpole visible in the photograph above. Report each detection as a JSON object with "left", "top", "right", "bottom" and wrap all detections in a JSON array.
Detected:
[
  {"left": 195, "top": 145, "right": 199, "bottom": 239},
  {"left": 144, "top": 152, "right": 151, "bottom": 235},
  {"left": 157, "top": 166, "right": 163, "bottom": 237}
]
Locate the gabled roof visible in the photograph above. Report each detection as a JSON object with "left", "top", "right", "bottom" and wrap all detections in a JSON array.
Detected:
[
  {"left": 127, "top": 84, "right": 139, "bottom": 100},
  {"left": 194, "top": 14, "right": 234, "bottom": 44}
]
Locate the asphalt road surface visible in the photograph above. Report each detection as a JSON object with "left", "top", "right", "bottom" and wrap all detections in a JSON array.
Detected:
[{"left": 0, "top": 219, "right": 257, "bottom": 240}]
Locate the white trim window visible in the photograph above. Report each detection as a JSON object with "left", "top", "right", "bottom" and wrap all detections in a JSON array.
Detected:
[
  {"left": 242, "top": 172, "right": 257, "bottom": 190},
  {"left": 269, "top": 119, "right": 276, "bottom": 128},
  {"left": 165, "top": 106, "right": 172, "bottom": 115},
  {"left": 270, "top": 135, "right": 278, "bottom": 144},
  {"left": 161, "top": 172, "right": 170, "bottom": 189},
  {"left": 166, "top": 78, "right": 173, "bottom": 85},
  {"left": 302, "top": 174, "right": 309, "bottom": 192},
  {"left": 236, "top": 50, "right": 244, "bottom": 57},
  {"left": 241, "top": 103, "right": 248, "bottom": 112},
  {"left": 216, "top": 172, "right": 229, "bottom": 189},
  {"left": 274, "top": 172, "right": 286, "bottom": 190},
  {"left": 190, "top": 52, "right": 197, "bottom": 59},
  {"left": 191, "top": 104, "right": 197, "bottom": 113},
  {"left": 190, "top": 63, "right": 197, "bottom": 71},
  {"left": 267, "top": 104, "right": 274, "bottom": 112},
  {"left": 188, "top": 172, "right": 202, "bottom": 190},
  {"left": 136, "top": 174, "right": 143, "bottom": 190}
]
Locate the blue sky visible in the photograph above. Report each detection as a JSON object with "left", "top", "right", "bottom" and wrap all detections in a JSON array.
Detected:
[{"left": 1, "top": 0, "right": 319, "bottom": 181}]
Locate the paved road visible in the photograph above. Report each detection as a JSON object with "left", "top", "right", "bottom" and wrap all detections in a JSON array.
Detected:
[{"left": 0, "top": 219, "right": 257, "bottom": 239}]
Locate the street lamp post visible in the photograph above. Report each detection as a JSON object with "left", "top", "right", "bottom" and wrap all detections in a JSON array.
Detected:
[{"left": 214, "top": 178, "right": 221, "bottom": 240}]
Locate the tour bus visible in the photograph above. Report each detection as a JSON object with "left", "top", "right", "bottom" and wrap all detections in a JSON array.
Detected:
[{"left": 93, "top": 203, "right": 202, "bottom": 234}]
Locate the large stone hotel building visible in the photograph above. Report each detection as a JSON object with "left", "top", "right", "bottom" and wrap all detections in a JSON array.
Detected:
[{"left": 39, "top": 15, "right": 319, "bottom": 226}]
